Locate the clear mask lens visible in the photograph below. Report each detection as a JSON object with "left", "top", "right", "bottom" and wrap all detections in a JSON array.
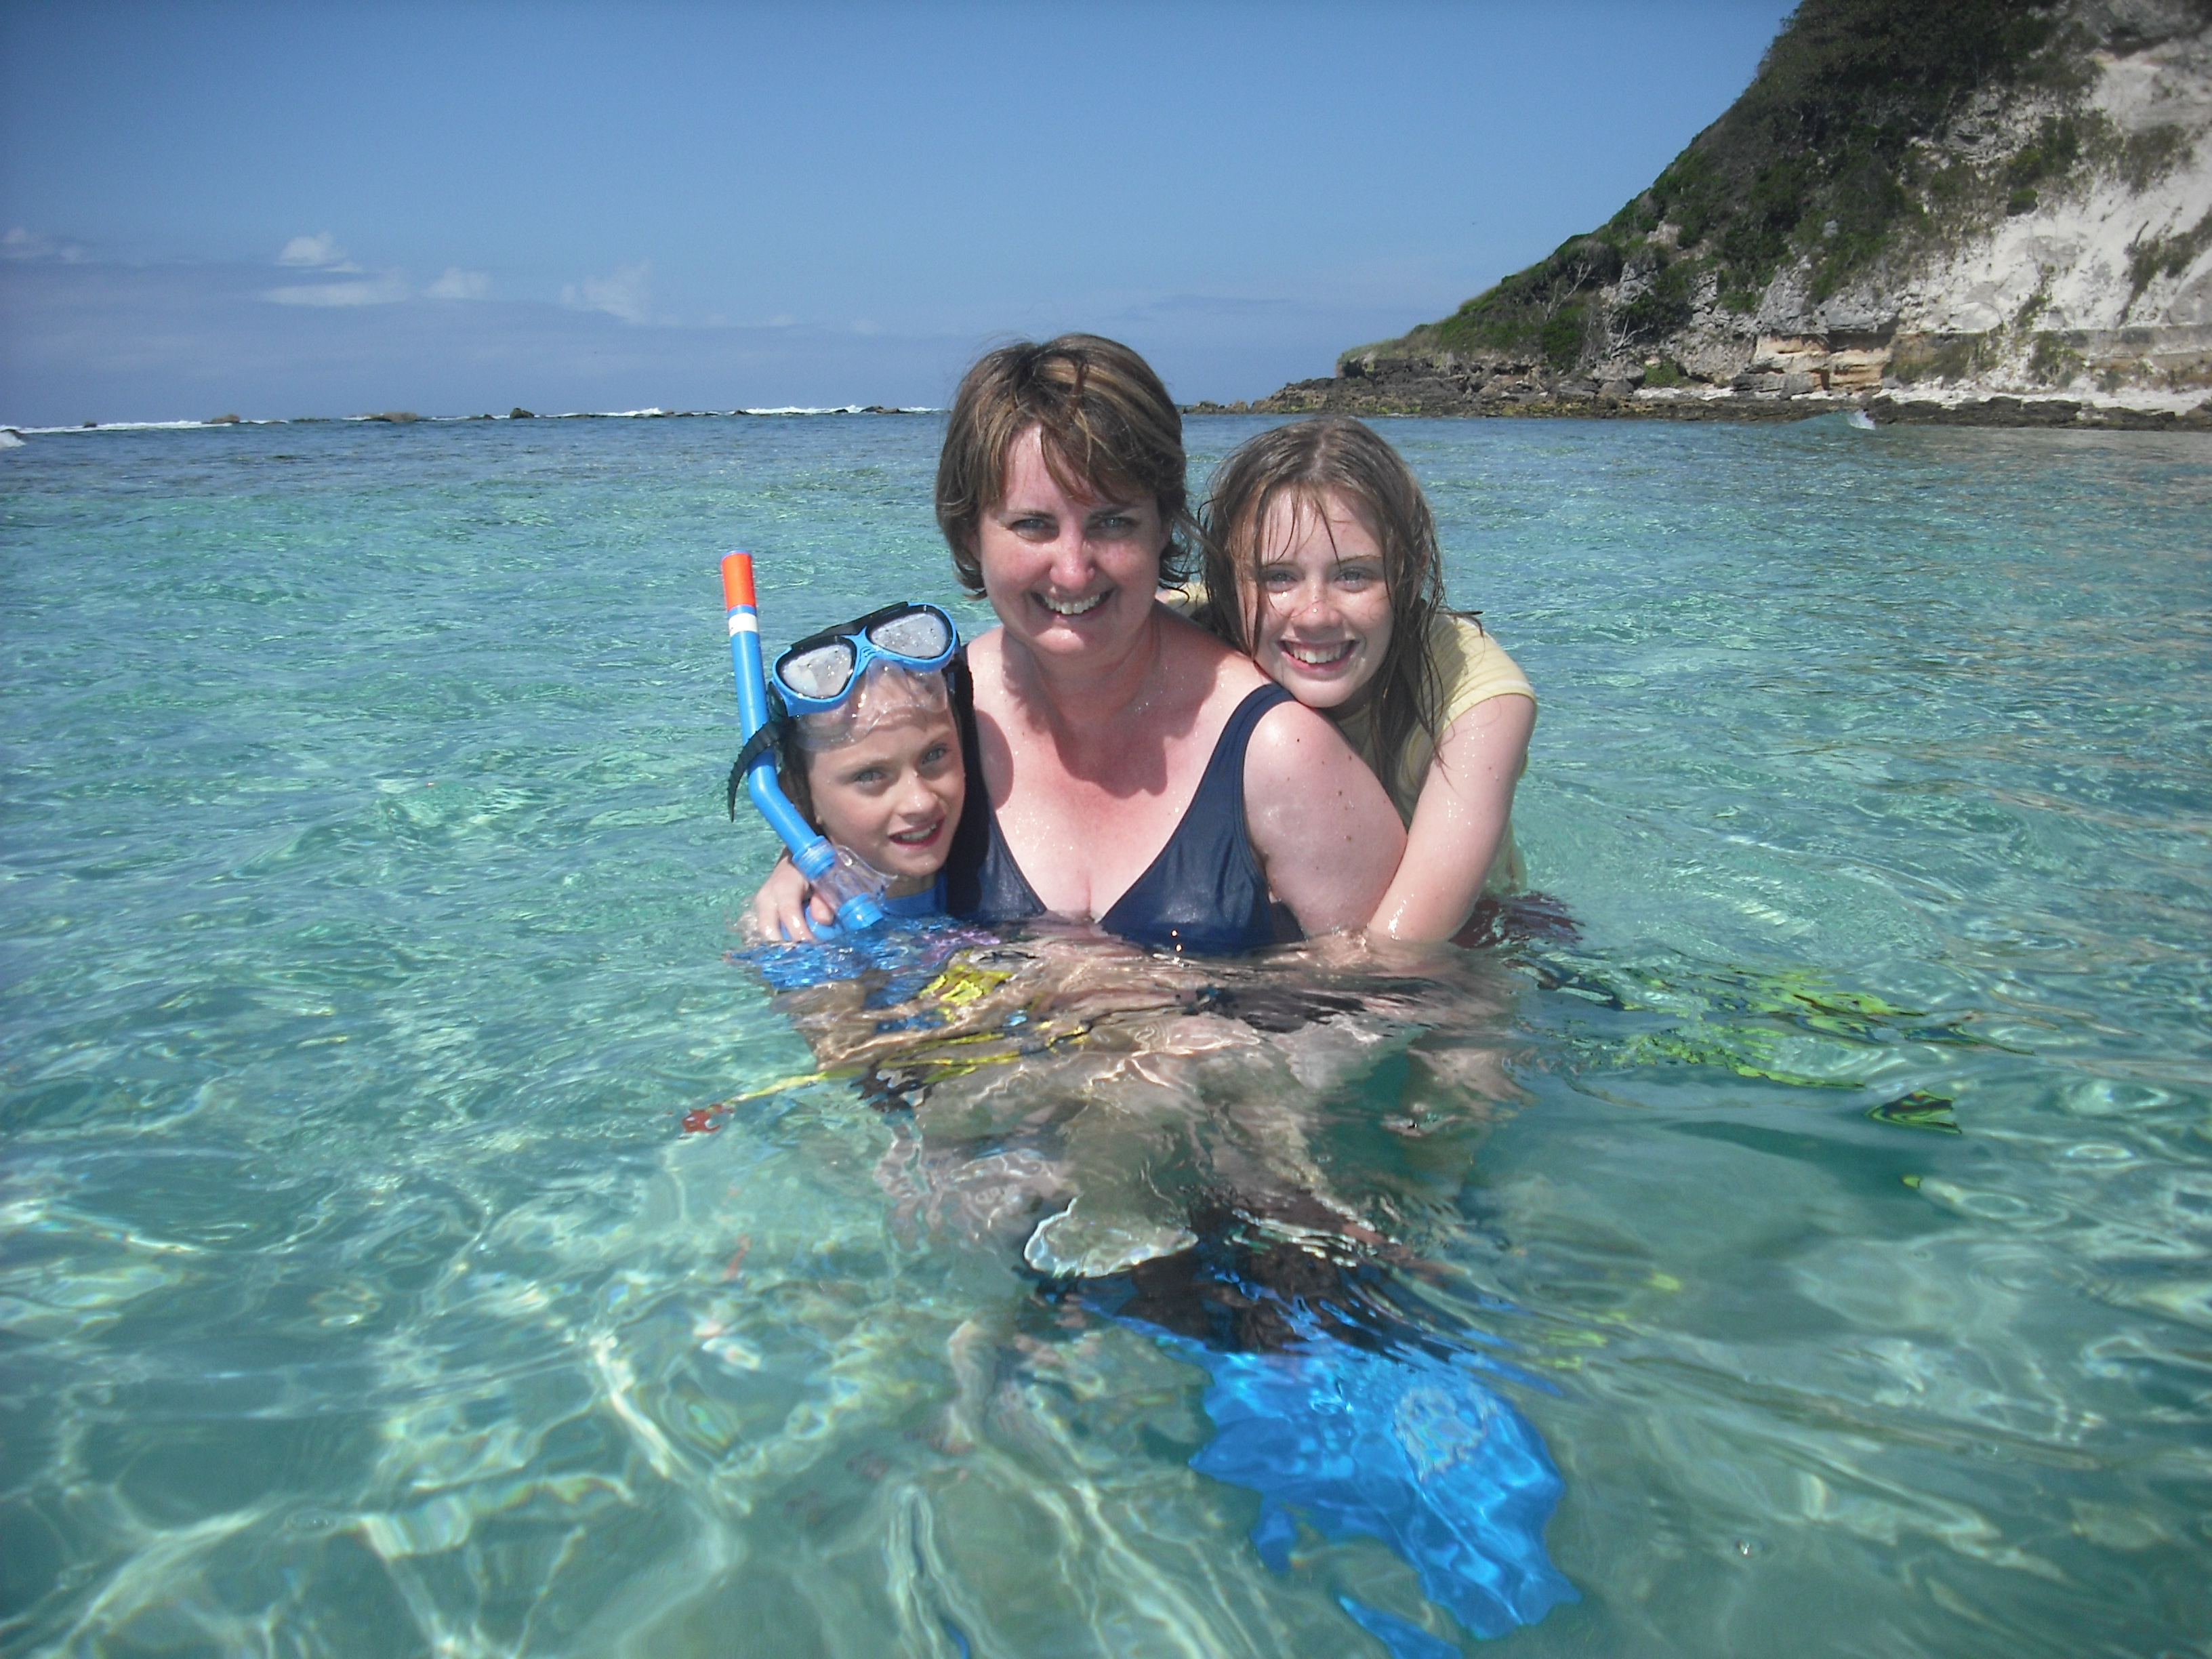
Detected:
[
  {"left": 779, "top": 640, "right": 857, "bottom": 700},
  {"left": 866, "top": 609, "right": 953, "bottom": 659}
]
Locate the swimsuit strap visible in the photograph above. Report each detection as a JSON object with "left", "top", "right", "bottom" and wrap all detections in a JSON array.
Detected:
[
  {"left": 1100, "top": 682, "right": 1295, "bottom": 954},
  {"left": 943, "top": 653, "right": 1047, "bottom": 923}
]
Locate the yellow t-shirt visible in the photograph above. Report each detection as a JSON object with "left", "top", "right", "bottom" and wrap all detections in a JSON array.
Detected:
[{"left": 1334, "top": 613, "right": 1536, "bottom": 893}]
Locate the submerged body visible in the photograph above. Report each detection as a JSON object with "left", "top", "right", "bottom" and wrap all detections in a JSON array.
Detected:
[
  {"left": 741, "top": 916, "right": 1576, "bottom": 1645},
  {"left": 751, "top": 921, "right": 1519, "bottom": 1275}
]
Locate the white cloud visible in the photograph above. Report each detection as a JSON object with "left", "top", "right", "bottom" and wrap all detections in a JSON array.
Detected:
[
  {"left": 276, "top": 232, "right": 360, "bottom": 271},
  {"left": 425, "top": 267, "right": 491, "bottom": 300},
  {"left": 4, "top": 226, "right": 87, "bottom": 262},
  {"left": 561, "top": 262, "right": 653, "bottom": 323},
  {"left": 264, "top": 272, "right": 409, "bottom": 307}
]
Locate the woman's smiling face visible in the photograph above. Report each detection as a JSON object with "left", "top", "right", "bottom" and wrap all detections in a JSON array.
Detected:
[
  {"left": 1239, "top": 487, "right": 1393, "bottom": 714},
  {"left": 975, "top": 426, "right": 1166, "bottom": 665}
]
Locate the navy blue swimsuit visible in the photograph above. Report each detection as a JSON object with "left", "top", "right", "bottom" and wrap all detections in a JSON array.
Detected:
[{"left": 943, "top": 662, "right": 1300, "bottom": 955}]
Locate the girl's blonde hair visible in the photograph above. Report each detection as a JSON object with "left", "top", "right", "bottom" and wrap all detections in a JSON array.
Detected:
[{"left": 1200, "top": 417, "right": 1455, "bottom": 806}]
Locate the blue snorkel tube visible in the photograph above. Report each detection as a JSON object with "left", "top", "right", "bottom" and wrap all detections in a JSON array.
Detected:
[{"left": 722, "top": 551, "right": 886, "bottom": 934}]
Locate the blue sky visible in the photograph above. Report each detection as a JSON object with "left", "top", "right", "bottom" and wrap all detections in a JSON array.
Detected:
[{"left": 0, "top": 1, "right": 1793, "bottom": 424}]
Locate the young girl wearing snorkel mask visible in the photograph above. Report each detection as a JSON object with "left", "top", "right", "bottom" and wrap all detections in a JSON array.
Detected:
[
  {"left": 1194, "top": 417, "right": 1537, "bottom": 945},
  {"left": 772, "top": 653, "right": 964, "bottom": 920},
  {"left": 724, "top": 575, "right": 966, "bottom": 930}
]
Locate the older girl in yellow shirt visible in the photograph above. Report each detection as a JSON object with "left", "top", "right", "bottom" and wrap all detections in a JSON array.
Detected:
[{"left": 1195, "top": 417, "right": 1536, "bottom": 944}]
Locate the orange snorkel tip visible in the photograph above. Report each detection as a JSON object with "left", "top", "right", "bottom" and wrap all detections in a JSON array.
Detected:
[{"left": 721, "top": 552, "right": 757, "bottom": 611}]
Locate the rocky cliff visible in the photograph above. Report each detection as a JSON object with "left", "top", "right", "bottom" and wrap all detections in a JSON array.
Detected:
[{"left": 1236, "top": 0, "right": 2212, "bottom": 428}]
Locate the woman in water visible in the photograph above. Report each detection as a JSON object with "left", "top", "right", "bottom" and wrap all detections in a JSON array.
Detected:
[
  {"left": 754, "top": 335, "right": 1406, "bottom": 951},
  {"left": 1197, "top": 417, "right": 1536, "bottom": 945}
]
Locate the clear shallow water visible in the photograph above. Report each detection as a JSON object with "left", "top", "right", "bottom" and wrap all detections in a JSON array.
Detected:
[{"left": 3, "top": 413, "right": 2209, "bottom": 1656}]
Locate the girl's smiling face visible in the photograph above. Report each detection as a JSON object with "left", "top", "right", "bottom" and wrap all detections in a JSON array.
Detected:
[
  {"left": 1238, "top": 487, "right": 1394, "bottom": 715},
  {"left": 802, "top": 710, "right": 964, "bottom": 895}
]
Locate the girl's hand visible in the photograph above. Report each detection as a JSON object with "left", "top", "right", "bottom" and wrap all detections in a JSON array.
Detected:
[{"left": 747, "top": 854, "right": 836, "bottom": 942}]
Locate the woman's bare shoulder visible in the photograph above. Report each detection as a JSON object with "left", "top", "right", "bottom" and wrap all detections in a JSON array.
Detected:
[
  {"left": 1242, "top": 694, "right": 1405, "bottom": 930},
  {"left": 962, "top": 626, "right": 1008, "bottom": 699},
  {"left": 1246, "top": 692, "right": 1355, "bottom": 765},
  {"left": 1154, "top": 605, "right": 1269, "bottom": 704}
]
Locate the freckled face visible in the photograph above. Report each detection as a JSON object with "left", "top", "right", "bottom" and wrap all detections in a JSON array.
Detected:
[
  {"left": 975, "top": 427, "right": 1167, "bottom": 664},
  {"left": 802, "top": 710, "right": 964, "bottom": 895},
  {"left": 1238, "top": 489, "right": 1394, "bottom": 714}
]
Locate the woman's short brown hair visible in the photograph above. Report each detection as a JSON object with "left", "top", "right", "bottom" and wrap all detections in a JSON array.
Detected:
[
  {"left": 935, "top": 334, "right": 1195, "bottom": 594},
  {"left": 1200, "top": 417, "right": 1454, "bottom": 808}
]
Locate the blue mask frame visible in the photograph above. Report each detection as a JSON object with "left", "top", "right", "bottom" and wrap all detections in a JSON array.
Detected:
[{"left": 771, "top": 601, "right": 958, "bottom": 717}]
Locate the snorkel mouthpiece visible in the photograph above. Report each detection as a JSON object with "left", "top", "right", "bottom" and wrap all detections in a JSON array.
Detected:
[{"left": 722, "top": 552, "right": 886, "bottom": 933}]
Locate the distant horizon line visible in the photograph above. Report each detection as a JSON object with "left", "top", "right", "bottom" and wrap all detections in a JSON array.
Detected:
[{"left": 1, "top": 405, "right": 949, "bottom": 435}]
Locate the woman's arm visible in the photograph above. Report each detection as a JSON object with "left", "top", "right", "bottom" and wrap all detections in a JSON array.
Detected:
[
  {"left": 1242, "top": 701, "right": 1407, "bottom": 935},
  {"left": 1370, "top": 693, "right": 1535, "bottom": 943}
]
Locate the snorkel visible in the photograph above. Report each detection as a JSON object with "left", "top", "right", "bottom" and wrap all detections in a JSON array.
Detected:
[{"left": 722, "top": 552, "right": 888, "bottom": 934}]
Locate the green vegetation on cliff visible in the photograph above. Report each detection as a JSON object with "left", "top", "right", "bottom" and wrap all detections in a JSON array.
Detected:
[{"left": 1391, "top": 0, "right": 2142, "bottom": 370}]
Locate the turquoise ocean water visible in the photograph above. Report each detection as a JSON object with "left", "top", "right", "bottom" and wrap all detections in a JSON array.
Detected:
[{"left": 3, "top": 413, "right": 2209, "bottom": 1655}]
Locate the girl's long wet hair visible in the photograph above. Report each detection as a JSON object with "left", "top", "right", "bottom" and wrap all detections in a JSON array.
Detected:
[{"left": 1199, "top": 417, "right": 1458, "bottom": 806}]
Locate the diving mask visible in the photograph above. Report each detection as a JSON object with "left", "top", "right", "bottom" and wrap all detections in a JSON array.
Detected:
[{"left": 771, "top": 602, "right": 958, "bottom": 714}]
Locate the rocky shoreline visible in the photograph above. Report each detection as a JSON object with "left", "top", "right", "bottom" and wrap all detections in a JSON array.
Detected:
[
  {"left": 1196, "top": 345, "right": 2212, "bottom": 431},
  {"left": 1218, "top": 2, "right": 2212, "bottom": 439}
]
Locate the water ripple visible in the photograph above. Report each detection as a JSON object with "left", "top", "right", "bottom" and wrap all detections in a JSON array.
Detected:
[{"left": 3, "top": 416, "right": 2208, "bottom": 1654}]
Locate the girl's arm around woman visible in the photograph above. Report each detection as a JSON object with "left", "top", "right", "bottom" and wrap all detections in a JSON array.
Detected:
[{"left": 1370, "top": 691, "right": 1535, "bottom": 943}]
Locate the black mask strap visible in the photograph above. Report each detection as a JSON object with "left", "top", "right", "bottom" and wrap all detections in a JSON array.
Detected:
[{"left": 728, "top": 718, "right": 790, "bottom": 820}]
